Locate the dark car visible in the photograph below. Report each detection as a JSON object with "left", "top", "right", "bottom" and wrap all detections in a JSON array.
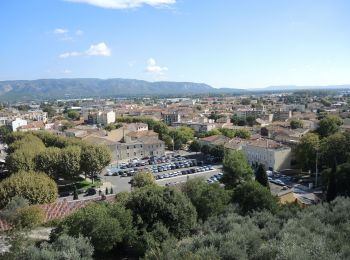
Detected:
[{"left": 86, "top": 188, "right": 96, "bottom": 196}]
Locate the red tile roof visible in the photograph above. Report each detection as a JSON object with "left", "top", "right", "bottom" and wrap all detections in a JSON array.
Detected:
[{"left": 0, "top": 195, "right": 115, "bottom": 231}]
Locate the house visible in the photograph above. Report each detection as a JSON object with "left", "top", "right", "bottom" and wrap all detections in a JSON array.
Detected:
[
  {"left": 17, "top": 121, "right": 45, "bottom": 132},
  {"left": 11, "top": 118, "right": 27, "bottom": 132}
]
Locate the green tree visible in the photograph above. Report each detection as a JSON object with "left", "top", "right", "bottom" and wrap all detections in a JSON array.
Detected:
[
  {"left": 246, "top": 115, "right": 256, "bottom": 126},
  {"left": 126, "top": 185, "right": 197, "bottom": 238},
  {"left": 221, "top": 150, "right": 253, "bottom": 189},
  {"left": 73, "top": 186, "right": 78, "bottom": 200},
  {"left": 131, "top": 171, "right": 155, "bottom": 188},
  {"left": 206, "top": 128, "right": 221, "bottom": 136},
  {"left": 182, "top": 178, "right": 230, "bottom": 220},
  {"left": 42, "top": 105, "right": 56, "bottom": 118},
  {"left": 295, "top": 133, "right": 320, "bottom": 171},
  {"left": 59, "top": 145, "right": 82, "bottom": 179},
  {"left": 219, "top": 128, "right": 235, "bottom": 138},
  {"left": 200, "top": 144, "right": 212, "bottom": 155},
  {"left": 0, "top": 171, "right": 58, "bottom": 208},
  {"left": 35, "top": 147, "right": 61, "bottom": 178},
  {"left": 317, "top": 115, "right": 342, "bottom": 138},
  {"left": 210, "top": 145, "right": 225, "bottom": 160},
  {"left": 0, "top": 125, "right": 12, "bottom": 140},
  {"left": 290, "top": 119, "right": 304, "bottom": 129},
  {"left": 255, "top": 164, "right": 269, "bottom": 188},
  {"left": 80, "top": 144, "right": 112, "bottom": 182},
  {"left": 67, "top": 110, "right": 80, "bottom": 120},
  {"left": 104, "top": 123, "right": 116, "bottom": 131},
  {"left": 51, "top": 203, "right": 132, "bottom": 253},
  {"left": 234, "top": 129, "right": 251, "bottom": 139},
  {"left": 261, "top": 127, "right": 269, "bottom": 137},
  {"left": 188, "top": 140, "right": 201, "bottom": 153},
  {"left": 320, "top": 132, "right": 348, "bottom": 168},
  {"left": 241, "top": 98, "right": 251, "bottom": 105},
  {"left": 231, "top": 181, "right": 278, "bottom": 214}
]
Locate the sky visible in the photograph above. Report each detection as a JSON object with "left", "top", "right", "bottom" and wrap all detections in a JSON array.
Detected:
[{"left": 1, "top": 0, "right": 350, "bottom": 89}]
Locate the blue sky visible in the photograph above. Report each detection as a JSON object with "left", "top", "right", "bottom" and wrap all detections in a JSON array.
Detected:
[{"left": 1, "top": 0, "right": 350, "bottom": 88}]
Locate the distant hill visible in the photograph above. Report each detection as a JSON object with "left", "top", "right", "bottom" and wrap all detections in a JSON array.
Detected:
[
  {"left": 0, "top": 78, "right": 248, "bottom": 101},
  {"left": 257, "top": 85, "right": 350, "bottom": 91}
]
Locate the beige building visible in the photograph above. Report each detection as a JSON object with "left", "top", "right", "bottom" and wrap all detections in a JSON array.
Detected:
[{"left": 242, "top": 139, "right": 291, "bottom": 171}]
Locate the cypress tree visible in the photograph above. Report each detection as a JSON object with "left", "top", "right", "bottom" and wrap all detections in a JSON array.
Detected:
[
  {"left": 73, "top": 185, "right": 78, "bottom": 200},
  {"left": 255, "top": 164, "right": 269, "bottom": 188}
]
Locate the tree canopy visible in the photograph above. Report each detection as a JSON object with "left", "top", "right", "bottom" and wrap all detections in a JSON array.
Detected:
[{"left": 221, "top": 150, "right": 253, "bottom": 189}]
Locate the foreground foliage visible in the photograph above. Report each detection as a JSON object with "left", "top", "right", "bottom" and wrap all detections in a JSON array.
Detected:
[{"left": 146, "top": 197, "right": 350, "bottom": 260}]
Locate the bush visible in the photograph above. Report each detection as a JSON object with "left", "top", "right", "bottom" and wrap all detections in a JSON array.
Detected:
[
  {"left": 0, "top": 171, "right": 58, "bottom": 208},
  {"left": 19, "top": 234, "right": 94, "bottom": 260},
  {"left": 14, "top": 205, "right": 45, "bottom": 229}
]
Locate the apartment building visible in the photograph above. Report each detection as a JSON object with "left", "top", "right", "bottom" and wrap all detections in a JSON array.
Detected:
[
  {"left": 242, "top": 139, "right": 291, "bottom": 171},
  {"left": 161, "top": 112, "right": 181, "bottom": 125}
]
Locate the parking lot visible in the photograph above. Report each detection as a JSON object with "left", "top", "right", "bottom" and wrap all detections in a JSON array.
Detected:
[{"left": 103, "top": 154, "right": 223, "bottom": 192}]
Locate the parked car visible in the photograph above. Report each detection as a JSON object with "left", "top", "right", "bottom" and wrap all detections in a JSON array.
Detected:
[{"left": 86, "top": 188, "right": 96, "bottom": 196}]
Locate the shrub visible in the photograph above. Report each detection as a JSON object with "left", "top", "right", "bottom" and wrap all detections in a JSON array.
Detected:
[{"left": 14, "top": 205, "right": 45, "bottom": 229}]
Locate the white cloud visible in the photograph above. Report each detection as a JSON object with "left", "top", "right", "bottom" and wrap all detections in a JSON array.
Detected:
[
  {"left": 145, "top": 58, "right": 168, "bottom": 74},
  {"left": 75, "top": 29, "right": 84, "bottom": 36},
  {"left": 86, "top": 42, "right": 111, "bottom": 56},
  {"left": 62, "top": 69, "right": 73, "bottom": 74},
  {"left": 59, "top": 42, "right": 111, "bottom": 58},
  {"left": 59, "top": 51, "right": 82, "bottom": 58},
  {"left": 54, "top": 28, "right": 68, "bottom": 34},
  {"left": 65, "top": 0, "right": 176, "bottom": 9}
]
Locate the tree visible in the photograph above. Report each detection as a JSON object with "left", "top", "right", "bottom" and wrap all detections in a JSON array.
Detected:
[
  {"left": 73, "top": 186, "right": 78, "bottom": 200},
  {"left": 35, "top": 147, "right": 61, "bottom": 178},
  {"left": 19, "top": 234, "right": 94, "bottom": 260},
  {"left": 317, "top": 115, "right": 342, "bottom": 138},
  {"left": 246, "top": 115, "right": 256, "bottom": 126},
  {"left": 261, "top": 127, "right": 268, "bottom": 137},
  {"left": 221, "top": 150, "right": 253, "bottom": 189},
  {"left": 290, "top": 119, "right": 304, "bottom": 129},
  {"left": 51, "top": 203, "right": 132, "bottom": 253},
  {"left": 126, "top": 185, "right": 197, "bottom": 238},
  {"left": 219, "top": 128, "right": 235, "bottom": 138},
  {"left": 201, "top": 144, "right": 212, "bottom": 155},
  {"left": 241, "top": 98, "right": 251, "bottom": 105},
  {"left": 210, "top": 145, "right": 225, "bottom": 160},
  {"left": 295, "top": 133, "right": 320, "bottom": 171},
  {"left": 6, "top": 135, "right": 46, "bottom": 173},
  {"left": 189, "top": 140, "right": 201, "bottom": 153},
  {"left": 59, "top": 145, "right": 82, "bottom": 179},
  {"left": 131, "top": 171, "right": 155, "bottom": 188},
  {"left": 255, "top": 164, "right": 269, "bottom": 188},
  {"left": 80, "top": 144, "right": 112, "bottom": 182},
  {"left": 206, "top": 128, "right": 221, "bottom": 136},
  {"left": 67, "top": 110, "right": 80, "bottom": 121},
  {"left": 326, "top": 168, "right": 337, "bottom": 202},
  {"left": 182, "top": 178, "right": 230, "bottom": 220},
  {"left": 231, "top": 181, "right": 278, "bottom": 214},
  {"left": 104, "top": 123, "right": 116, "bottom": 131},
  {"left": 0, "top": 171, "right": 58, "bottom": 208},
  {"left": 42, "top": 104, "right": 56, "bottom": 118},
  {"left": 320, "top": 132, "right": 348, "bottom": 168},
  {"left": 234, "top": 129, "right": 251, "bottom": 139},
  {"left": 0, "top": 125, "right": 12, "bottom": 140}
]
